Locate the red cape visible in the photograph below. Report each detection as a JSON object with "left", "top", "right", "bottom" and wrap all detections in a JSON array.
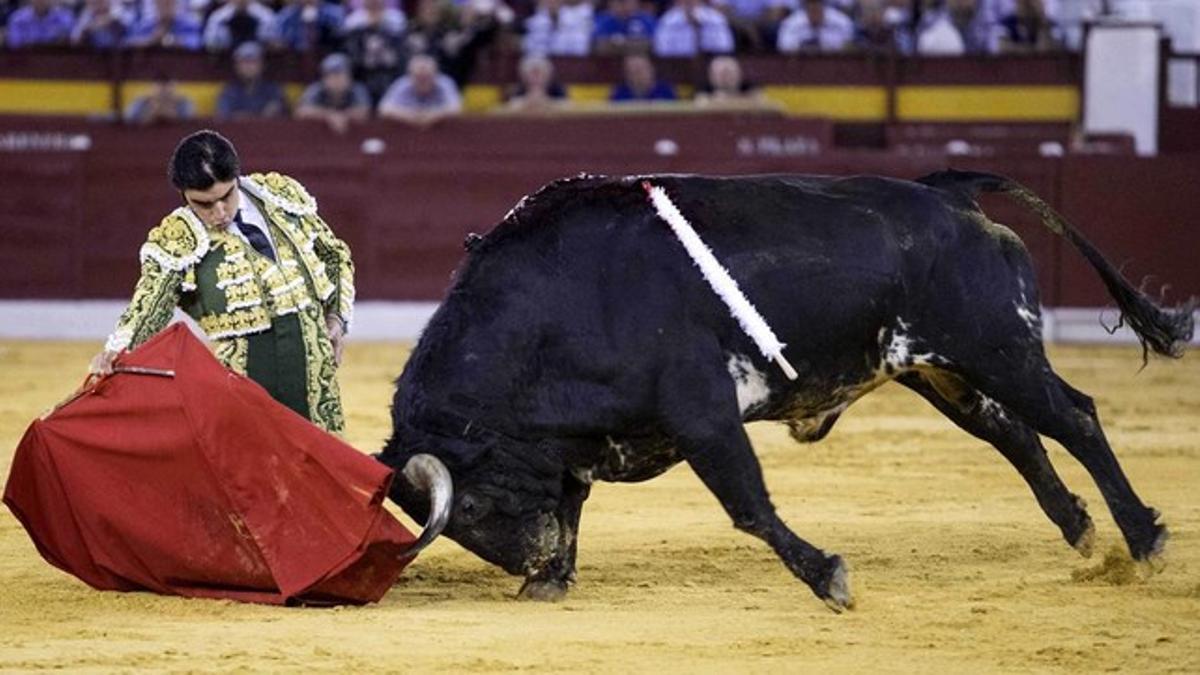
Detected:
[{"left": 4, "top": 324, "right": 416, "bottom": 605}]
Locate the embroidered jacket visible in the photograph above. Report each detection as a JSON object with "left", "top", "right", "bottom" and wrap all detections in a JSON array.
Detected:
[{"left": 105, "top": 172, "right": 355, "bottom": 353}]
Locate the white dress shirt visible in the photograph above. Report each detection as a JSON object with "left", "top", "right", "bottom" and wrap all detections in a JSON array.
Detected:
[
  {"left": 233, "top": 188, "right": 277, "bottom": 258},
  {"left": 776, "top": 6, "right": 855, "bottom": 53},
  {"left": 653, "top": 5, "right": 734, "bottom": 57}
]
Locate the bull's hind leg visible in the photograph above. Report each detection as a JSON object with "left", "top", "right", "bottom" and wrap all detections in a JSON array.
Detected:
[
  {"left": 658, "top": 355, "right": 851, "bottom": 611},
  {"left": 962, "top": 356, "right": 1166, "bottom": 561},
  {"left": 897, "top": 371, "right": 1095, "bottom": 556}
]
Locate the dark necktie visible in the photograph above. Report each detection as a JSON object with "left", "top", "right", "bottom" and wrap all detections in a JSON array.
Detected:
[{"left": 235, "top": 211, "right": 276, "bottom": 261}]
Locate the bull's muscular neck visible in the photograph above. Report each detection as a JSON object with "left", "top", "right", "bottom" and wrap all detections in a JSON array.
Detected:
[{"left": 393, "top": 294, "right": 539, "bottom": 452}]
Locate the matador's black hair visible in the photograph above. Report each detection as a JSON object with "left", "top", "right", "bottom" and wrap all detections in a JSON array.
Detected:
[{"left": 168, "top": 130, "right": 240, "bottom": 191}]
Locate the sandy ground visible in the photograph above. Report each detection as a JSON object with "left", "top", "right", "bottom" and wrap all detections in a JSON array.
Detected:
[{"left": 0, "top": 340, "right": 1197, "bottom": 673}]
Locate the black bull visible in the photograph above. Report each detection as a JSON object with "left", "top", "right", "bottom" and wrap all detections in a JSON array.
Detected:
[{"left": 378, "top": 171, "right": 1194, "bottom": 611}]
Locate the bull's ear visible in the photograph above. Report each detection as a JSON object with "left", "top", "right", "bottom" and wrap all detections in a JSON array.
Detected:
[
  {"left": 463, "top": 233, "right": 484, "bottom": 251},
  {"left": 393, "top": 454, "right": 454, "bottom": 559}
]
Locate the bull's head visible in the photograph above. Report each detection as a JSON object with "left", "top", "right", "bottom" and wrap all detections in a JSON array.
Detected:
[{"left": 383, "top": 437, "right": 568, "bottom": 579}]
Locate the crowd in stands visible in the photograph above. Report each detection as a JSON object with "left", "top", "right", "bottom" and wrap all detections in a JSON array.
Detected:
[{"left": 2, "top": 0, "right": 1069, "bottom": 128}]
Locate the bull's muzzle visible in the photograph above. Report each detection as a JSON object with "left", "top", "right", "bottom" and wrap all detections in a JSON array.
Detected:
[{"left": 397, "top": 454, "right": 453, "bottom": 559}]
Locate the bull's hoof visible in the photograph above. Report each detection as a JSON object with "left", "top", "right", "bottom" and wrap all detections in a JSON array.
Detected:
[
  {"left": 1135, "top": 525, "right": 1169, "bottom": 576},
  {"left": 1130, "top": 519, "right": 1168, "bottom": 564},
  {"left": 821, "top": 555, "right": 854, "bottom": 613},
  {"left": 517, "top": 578, "right": 568, "bottom": 602},
  {"left": 1071, "top": 518, "right": 1096, "bottom": 559}
]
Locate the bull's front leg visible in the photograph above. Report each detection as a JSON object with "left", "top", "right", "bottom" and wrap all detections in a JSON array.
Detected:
[
  {"left": 659, "top": 359, "right": 853, "bottom": 612},
  {"left": 518, "top": 474, "right": 590, "bottom": 601}
]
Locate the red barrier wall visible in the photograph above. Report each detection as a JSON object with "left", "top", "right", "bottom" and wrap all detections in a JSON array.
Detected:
[{"left": 2, "top": 116, "right": 1197, "bottom": 308}]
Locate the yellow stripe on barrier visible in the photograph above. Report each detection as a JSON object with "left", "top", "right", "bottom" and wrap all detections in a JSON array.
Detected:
[
  {"left": 896, "top": 85, "right": 1079, "bottom": 121},
  {"left": 0, "top": 79, "right": 1081, "bottom": 122},
  {"left": 762, "top": 85, "right": 890, "bottom": 121},
  {"left": 463, "top": 84, "right": 503, "bottom": 113},
  {"left": 0, "top": 80, "right": 113, "bottom": 115}
]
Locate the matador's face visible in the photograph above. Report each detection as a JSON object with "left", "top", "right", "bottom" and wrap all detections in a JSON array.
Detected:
[{"left": 183, "top": 179, "right": 240, "bottom": 230}]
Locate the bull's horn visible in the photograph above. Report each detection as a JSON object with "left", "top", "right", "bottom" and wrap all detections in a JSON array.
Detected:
[{"left": 397, "top": 454, "right": 453, "bottom": 559}]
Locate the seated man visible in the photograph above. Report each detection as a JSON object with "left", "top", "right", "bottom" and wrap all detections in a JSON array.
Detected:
[
  {"left": 216, "top": 41, "right": 288, "bottom": 120},
  {"left": 125, "top": 0, "right": 203, "bottom": 49},
  {"left": 274, "top": 0, "right": 345, "bottom": 52},
  {"left": 5, "top": 0, "right": 74, "bottom": 48},
  {"left": 694, "top": 55, "right": 761, "bottom": 104},
  {"left": 776, "top": 0, "right": 854, "bottom": 53},
  {"left": 592, "top": 0, "right": 655, "bottom": 56},
  {"left": 125, "top": 74, "right": 196, "bottom": 125},
  {"left": 377, "top": 54, "right": 462, "bottom": 128},
  {"left": 522, "top": 0, "right": 593, "bottom": 56},
  {"left": 342, "top": 0, "right": 408, "bottom": 104},
  {"left": 853, "top": 0, "right": 910, "bottom": 54},
  {"left": 998, "top": 0, "right": 1060, "bottom": 52},
  {"left": 203, "top": 0, "right": 278, "bottom": 52},
  {"left": 505, "top": 54, "right": 567, "bottom": 112},
  {"left": 295, "top": 52, "right": 373, "bottom": 134},
  {"left": 71, "top": 0, "right": 130, "bottom": 49},
  {"left": 610, "top": 53, "right": 676, "bottom": 102},
  {"left": 711, "top": 0, "right": 796, "bottom": 51},
  {"left": 653, "top": 0, "right": 734, "bottom": 57}
]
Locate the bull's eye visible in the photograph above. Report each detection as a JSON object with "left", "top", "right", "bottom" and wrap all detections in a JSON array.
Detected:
[{"left": 457, "top": 493, "right": 489, "bottom": 523}]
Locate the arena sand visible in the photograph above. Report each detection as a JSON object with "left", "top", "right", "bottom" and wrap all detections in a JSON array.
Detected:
[{"left": 1, "top": 341, "right": 1197, "bottom": 673}]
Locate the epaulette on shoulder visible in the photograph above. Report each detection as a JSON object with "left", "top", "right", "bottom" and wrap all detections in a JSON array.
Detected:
[
  {"left": 139, "top": 207, "right": 210, "bottom": 272},
  {"left": 242, "top": 172, "right": 318, "bottom": 216}
]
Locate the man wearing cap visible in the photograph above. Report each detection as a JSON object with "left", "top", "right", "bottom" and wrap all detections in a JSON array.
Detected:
[
  {"left": 295, "top": 53, "right": 373, "bottom": 134},
  {"left": 90, "top": 130, "right": 355, "bottom": 434},
  {"left": 216, "top": 41, "right": 288, "bottom": 120}
]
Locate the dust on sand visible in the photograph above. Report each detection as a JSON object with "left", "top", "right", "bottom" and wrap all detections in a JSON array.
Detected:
[{"left": 1, "top": 342, "right": 1197, "bottom": 672}]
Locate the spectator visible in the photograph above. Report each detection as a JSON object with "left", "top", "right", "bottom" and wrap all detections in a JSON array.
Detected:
[
  {"left": 71, "top": 0, "right": 130, "bottom": 48},
  {"left": 6, "top": 0, "right": 74, "bottom": 48},
  {"left": 296, "top": 53, "right": 372, "bottom": 133},
  {"left": 404, "top": 0, "right": 503, "bottom": 86},
  {"left": 378, "top": 53, "right": 462, "bottom": 127},
  {"left": 505, "top": 54, "right": 567, "bottom": 111},
  {"left": 592, "top": 0, "right": 655, "bottom": 56},
  {"left": 946, "top": 0, "right": 997, "bottom": 54},
  {"left": 203, "top": 0, "right": 277, "bottom": 52},
  {"left": 215, "top": 41, "right": 288, "bottom": 120},
  {"left": 776, "top": 0, "right": 854, "bottom": 53},
  {"left": 694, "top": 55, "right": 759, "bottom": 104},
  {"left": 915, "top": 0, "right": 963, "bottom": 54},
  {"left": 125, "top": 0, "right": 203, "bottom": 49},
  {"left": 275, "top": 0, "right": 345, "bottom": 52},
  {"left": 998, "top": 0, "right": 1059, "bottom": 52},
  {"left": 343, "top": 0, "right": 408, "bottom": 104},
  {"left": 853, "top": 0, "right": 907, "bottom": 54},
  {"left": 653, "top": 0, "right": 734, "bottom": 57},
  {"left": 125, "top": 74, "right": 195, "bottom": 125},
  {"left": 711, "top": 0, "right": 795, "bottom": 52},
  {"left": 610, "top": 53, "right": 676, "bottom": 102},
  {"left": 522, "top": 0, "right": 592, "bottom": 56},
  {"left": 343, "top": 0, "right": 404, "bottom": 34}
]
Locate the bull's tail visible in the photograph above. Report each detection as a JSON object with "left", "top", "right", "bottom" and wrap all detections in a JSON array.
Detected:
[{"left": 918, "top": 169, "right": 1195, "bottom": 360}]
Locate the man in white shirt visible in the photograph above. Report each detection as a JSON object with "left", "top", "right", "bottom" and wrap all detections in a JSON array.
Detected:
[
  {"left": 522, "top": 0, "right": 593, "bottom": 56},
  {"left": 653, "top": 0, "right": 735, "bottom": 57},
  {"left": 776, "top": 0, "right": 854, "bottom": 53}
]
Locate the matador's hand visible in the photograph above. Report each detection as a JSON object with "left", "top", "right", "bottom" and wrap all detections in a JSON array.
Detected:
[
  {"left": 325, "top": 314, "right": 346, "bottom": 366},
  {"left": 89, "top": 349, "right": 120, "bottom": 376}
]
